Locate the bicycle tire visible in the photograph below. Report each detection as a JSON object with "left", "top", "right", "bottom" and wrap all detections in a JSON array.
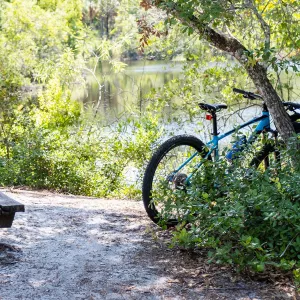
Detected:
[
  {"left": 251, "top": 120, "right": 300, "bottom": 169},
  {"left": 250, "top": 142, "right": 280, "bottom": 170},
  {"left": 142, "top": 135, "right": 208, "bottom": 227}
]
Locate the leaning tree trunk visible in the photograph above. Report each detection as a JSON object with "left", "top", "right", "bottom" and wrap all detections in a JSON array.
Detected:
[{"left": 244, "top": 63, "right": 295, "bottom": 143}]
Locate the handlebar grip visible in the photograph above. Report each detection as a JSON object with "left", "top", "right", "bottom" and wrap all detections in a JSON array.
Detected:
[
  {"left": 233, "top": 88, "right": 247, "bottom": 95},
  {"left": 233, "top": 88, "right": 263, "bottom": 100}
]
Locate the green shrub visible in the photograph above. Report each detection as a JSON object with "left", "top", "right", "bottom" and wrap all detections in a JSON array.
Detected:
[
  {"left": 159, "top": 138, "right": 300, "bottom": 281},
  {"left": 0, "top": 98, "right": 163, "bottom": 197}
]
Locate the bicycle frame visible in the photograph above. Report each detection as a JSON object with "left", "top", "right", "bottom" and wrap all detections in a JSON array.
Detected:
[
  {"left": 172, "top": 109, "right": 271, "bottom": 182},
  {"left": 207, "top": 111, "right": 270, "bottom": 160}
]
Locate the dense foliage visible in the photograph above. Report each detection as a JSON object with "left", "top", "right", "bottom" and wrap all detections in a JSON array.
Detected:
[
  {"left": 155, "top": 138, "right": 300, "bottom": 285},
  {"left": 0, "top": 0, "right": 170, "bottom": 197}
]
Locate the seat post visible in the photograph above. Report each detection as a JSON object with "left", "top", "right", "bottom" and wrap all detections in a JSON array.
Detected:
[
  {"left": 212, "top": 112, "right": 218, "bottom": 136},
  {"left": 211, "top": 111, "right": 218, "bottom": 160}
]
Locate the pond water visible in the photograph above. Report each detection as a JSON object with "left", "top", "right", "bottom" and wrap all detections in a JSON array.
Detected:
[{"left": 74, "top": 60, "right": 184, "bottom": 121}]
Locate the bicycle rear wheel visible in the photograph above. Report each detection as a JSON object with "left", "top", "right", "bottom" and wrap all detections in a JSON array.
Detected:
[
  {"left": 250, "top": 143, "right": 280, "bottom": 170},
  {"left": 142, "top": 135, "right": 208, "bottom": 227},
  {"left": 251, "top": 121, "right": 300, "bottom": 170}
]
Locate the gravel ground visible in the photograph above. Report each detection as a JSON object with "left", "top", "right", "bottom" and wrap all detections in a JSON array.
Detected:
[{"left": 0, "top": 189, "right": 298, "bottom": 300}]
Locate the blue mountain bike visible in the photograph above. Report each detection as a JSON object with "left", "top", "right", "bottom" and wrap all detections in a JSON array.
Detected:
[{"left": 142, "top": 88, "right": 300, "bottom": 226}]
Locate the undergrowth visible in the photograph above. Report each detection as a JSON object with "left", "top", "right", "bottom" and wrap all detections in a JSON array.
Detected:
[
  {"left": 158, "top": 139, "right": 300, "bottom": 287},
  {"left": 0, "top": 81, "right": 163, "bottom": 198}
]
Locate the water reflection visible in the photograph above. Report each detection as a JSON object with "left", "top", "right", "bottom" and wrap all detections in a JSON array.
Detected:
[{"left": 74, "top": 60, "right": 183, "bottom": 120}]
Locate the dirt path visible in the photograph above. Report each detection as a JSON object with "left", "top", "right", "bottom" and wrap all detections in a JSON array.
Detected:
[{"left": 0, "top": 189, "right": 297, "bottom": 300}]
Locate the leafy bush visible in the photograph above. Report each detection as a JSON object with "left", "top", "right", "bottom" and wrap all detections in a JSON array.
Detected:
[
  {"left": 0, "top": 91, "right": 163, "bottom": 198},
  {"left": 159, "top": 137, "right": 300, "bottom": 282}
]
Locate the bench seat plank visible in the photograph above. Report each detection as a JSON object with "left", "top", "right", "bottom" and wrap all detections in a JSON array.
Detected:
[
  {"left": 0, "top": 192, "right": 25, "bottom": 213},
  {"left": 0, "top": 191, "right": 25, "bottom": 228}
]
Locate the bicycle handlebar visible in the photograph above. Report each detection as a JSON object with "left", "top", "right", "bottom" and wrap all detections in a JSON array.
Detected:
[{"left": 233, "top": 88, "right": 263, "bottom": 100}]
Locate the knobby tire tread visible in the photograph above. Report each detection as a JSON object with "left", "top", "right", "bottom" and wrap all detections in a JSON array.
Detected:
[
  {"left": 250, "top": 143, "right": 278, "bottom": 169},
  {"left": 142, "top": 135, "right": 206, "bottom": 227}
]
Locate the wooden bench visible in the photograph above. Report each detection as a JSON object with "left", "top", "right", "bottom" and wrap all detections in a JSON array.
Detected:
[{"left": 0, "top": 192, "right": 25, "bottom": 228}]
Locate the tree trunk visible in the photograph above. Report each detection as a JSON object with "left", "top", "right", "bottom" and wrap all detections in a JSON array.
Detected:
[
  {"left": 244, "top": 63, "right": 295, "bottom": 143},
  {"left": 106, "top": 14, "right": 109, "bottom": 38}
]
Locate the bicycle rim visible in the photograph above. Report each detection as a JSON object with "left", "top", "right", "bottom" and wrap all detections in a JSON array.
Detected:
[{"left": 143, "top": 136, "right": 208, "bottom": 227}]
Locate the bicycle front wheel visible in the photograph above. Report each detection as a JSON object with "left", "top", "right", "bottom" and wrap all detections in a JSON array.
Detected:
[{"left": 142, "top": 135, "right": 208, "bottom": 227}]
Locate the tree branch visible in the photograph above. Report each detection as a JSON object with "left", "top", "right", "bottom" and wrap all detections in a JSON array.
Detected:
[{"left": 166, "top": 9, "right": 248, "bottom": 61}]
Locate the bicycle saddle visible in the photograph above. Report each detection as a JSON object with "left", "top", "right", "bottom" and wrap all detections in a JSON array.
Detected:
[{"left": 199, "top": 103, "right": 228, "bottom": 113}]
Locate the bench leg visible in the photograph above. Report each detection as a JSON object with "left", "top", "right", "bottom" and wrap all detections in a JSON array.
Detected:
[{"left": 0, "top": 213, "right": 16, "bottom": 228}]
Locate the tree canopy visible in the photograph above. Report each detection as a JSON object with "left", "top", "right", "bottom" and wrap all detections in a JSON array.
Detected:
[{"left": 140, "top": 0, "right": 300, "bottom": 142}]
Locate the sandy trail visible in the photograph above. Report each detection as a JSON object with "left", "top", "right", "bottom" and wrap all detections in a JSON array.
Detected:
[{"left": 0, "top": 189, "right": 296, "bottom": 300}]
